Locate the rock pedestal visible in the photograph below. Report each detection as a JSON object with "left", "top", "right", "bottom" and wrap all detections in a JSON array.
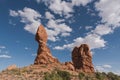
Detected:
[
  {"left": 72, "top": 44, "right": 94, "bottom": 73},
  {"left": 34, "top": 25, "right": 59, "bottom": 64}
]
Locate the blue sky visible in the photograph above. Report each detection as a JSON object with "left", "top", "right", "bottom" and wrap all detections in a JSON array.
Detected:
[{"left": 0, "top": 0, "right": 120, "bottom": 74}]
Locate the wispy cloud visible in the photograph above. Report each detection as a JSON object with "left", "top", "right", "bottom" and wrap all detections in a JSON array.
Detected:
[
  {"left": 54, "top": 0, "right": 120, "bottom": 50},
  {"left": 10, "top": 8, "right": 72, "bottom": 42},
  {"left": 0, "top": 46, "right": 6, "bottom": 49},
  {"left": 54, "top": 33, "right": 106, "bottom": 50},
  {"left": 36, "top": 0, "right": 91, "bottom": 18},
  {"left": 0, "top": 55, "right": 11, "bottom": 59},
  {"left": 32, "top": 53, "right": 37, "bottom": 56},
  {"left": 45, "top": 12, "right": 72, "bottom": 41},
  {"left": 24, "top": 47, "right": 29, "bottom": 50},
  {"left": 95, "top": 0, "right": 120, "bottom": 27},
  {"left": 95, "top": 64, "right": 112, "bottom": 72},
  {"left": 10, "top": 7, "right": 41, "bottom": 34}
]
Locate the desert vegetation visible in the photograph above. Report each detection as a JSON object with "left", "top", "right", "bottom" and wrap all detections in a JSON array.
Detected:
[{"left": 0, "top": 66, "right": 120, "bottom": 80}]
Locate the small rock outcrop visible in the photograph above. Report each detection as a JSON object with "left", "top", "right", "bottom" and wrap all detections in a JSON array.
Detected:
[
  {"left": 7, "top": 64, "right": 17, "bottom": 70},
  {"left": 65, "top": 62, "right": 74, "bottom": 71},
  {"left": 72, "top": 44, "right": 94, "bottom": 73},
  {"left": 34, "top": 25, "right": 59, "bottom": 64}
]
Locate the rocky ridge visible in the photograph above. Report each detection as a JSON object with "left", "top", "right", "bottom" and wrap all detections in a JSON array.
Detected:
[{"left": 0, "top": 25, "right": 96, "bottom": 80}]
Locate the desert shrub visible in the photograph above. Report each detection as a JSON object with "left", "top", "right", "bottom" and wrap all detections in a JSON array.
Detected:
[
  {"left": 57, "top": 70, "right": 71, "bottom": 80},
  {"left": 107, "top": 72, "right": 120, "bottom": 80},
  {"left": 44, "top": 70, "right": 71, "bottom": 80},
  {"left": 9, "top": 69, "right": 21, "bottom": 75},
  {"left": 78, "top": 72, "right": 85, "bottom": 80},
  {"left": 44, "top": 72, "right": 62, "bottom": 80},
  {"left": 95, "top": 72, "right": 106, "bottom": 80},
  {"left": 84, "top": 76, "right": 93, "bottom": 80}
]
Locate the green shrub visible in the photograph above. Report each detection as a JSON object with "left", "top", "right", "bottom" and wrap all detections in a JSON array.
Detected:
[
  {"left": 44, "top": 70, "right": 71, "bottom": 80},
  {"left": 84, "top": 76, "right": 93, "bottom": 80},
  {"left": 78, "top": 72, "right": 85, "bottom": 80},
  {"left": 57, "top": 70, "right": 71, "bottom": 80},
  {"left": 44, "top": 72, "right": 62, "bottom": 80},
  {"left": 107, "top": 72, "right": 120, "bottom": 80},
  {"left": 95, "top": 72, "right": 106, "bottom": 80}
]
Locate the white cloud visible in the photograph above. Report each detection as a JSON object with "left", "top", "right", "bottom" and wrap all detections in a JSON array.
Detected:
[
  {"left": 25, "top": 47, "right": 29, "bottom": 50},
  {"left": 95, "top": 64, "right": 112, "bottom": 72},
  {"left": 32, "top": 53, "right": 37, "bottom": 56},
  {"left": 54, "top": 0, "right": 120, "bottom": 51},
  {"left": 55, "top": 24, "right": 115, "bottom": 50},
  {"left": 10, "top": 7, "right": 41, "bottom": 34},
  {"left": 0, "top": 46, "right": 6, "bottom": 49},
  {"left": 10, "top": 8, "right": 72, "bottom": 42},
  {"left": 72, "top": 0, "right": 91, "bottom": 6},
  {"left": 92, "top": 24, "right": 113, "bottom": 36},
  {"left": 85, "top": 26, "right": 93, "bottom": 30},
  {"left": 61, "top": 32, "right": 70, "bottom": 37},
  {"left": 49, "top": 0, "right": 73, "bottom": 16},
  {"left": 9, "top": 20, "right": 16, "bottom": 26},
  {"left": 0, "top": 55, "right": 11, "bottom": 59},
  {"left": 9, "top": 10, "right": 18, "bottom": 17},
  {"left": 36, "top": 0, "right": 41, "bottom": 3},
  {"left": 54, "top": 34, "right": 106, "bottom": 50},
  {"left": 54, "top": 46, "right": 64, "bottom": 50},
  {"left": 95, "top": 0, "right": 120, "bottom": 27},
  {"left": 36, "top": 0, "right": 92, "bottom": 18},
  {"left": 45, "top": 12, "right": 72, "bottom": 41},
  {"left": 45, "top": 11, "right": 54, "bottom": 19},
  {"left": 95, "top": 66, "right": 105, "bottom": 72},
  {"left": 103, "top": 64, "right": 112, "bottom": 69}
]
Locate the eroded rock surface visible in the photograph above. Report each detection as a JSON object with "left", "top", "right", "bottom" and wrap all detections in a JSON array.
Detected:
[
  {"left": 72, "top": 44, "right": 94, "bottom": 73},
  {"left": 34, "top": 25, "right": 59, "bottom": 64},
  {"left": 65, "top": 62, "right": 74, "bottom": 71}
]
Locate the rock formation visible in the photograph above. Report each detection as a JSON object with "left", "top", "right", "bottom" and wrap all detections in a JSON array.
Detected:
[
  {"left": 34, "top": 25, "right": 94, "bottom": 73},
  {"left": 7, "top": 64, "right": 17, "bottom": 70},
  {"left": 34, "top": 25, "right": 59, "bottom": 64},
  {"left": 72, "top": 44, "right": 94, "bottom": 73},
  {"left": 65, "top": 62, "right": 74, "bottom": 71}
]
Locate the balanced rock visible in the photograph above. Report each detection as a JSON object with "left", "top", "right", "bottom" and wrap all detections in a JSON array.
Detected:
[
  {"left": 34, "top": 25, "right": 59, "bottom": 64},
  {"left": 72, "top": 44, "right": 94, "bottom": 73}
]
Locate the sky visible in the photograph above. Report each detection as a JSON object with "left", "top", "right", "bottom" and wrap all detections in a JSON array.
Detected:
[{"left": 0, "top": 0, "right": 120, "bottom": 74}]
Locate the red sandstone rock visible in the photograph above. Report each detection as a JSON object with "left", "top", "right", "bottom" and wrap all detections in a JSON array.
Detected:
[
  {"left": 65, "top": 62, "right": 74, "bottom": 71},
  {"left": 7, "top": 64, "right": 17, "bottom": 70},
  {"left": 34, "top": 25, "right": 59, "bottom": 64},
  {"left": 72, "top": 44, "right": 94, "bottom": 73}
]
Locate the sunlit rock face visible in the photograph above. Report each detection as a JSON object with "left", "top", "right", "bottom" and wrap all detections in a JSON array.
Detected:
[
  {"left": 34, "top": 25, "right": 59, "bottom": 65},
  {"left": 72, "top": 44, "right": 94, "bottom": 73}
]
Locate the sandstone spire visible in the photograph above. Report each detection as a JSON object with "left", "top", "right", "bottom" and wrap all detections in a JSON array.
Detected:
[
  {"left": 34, "top": 25, "right": 59, "bottom": 64},
  {"left": 72, "top": 44, "right": 94, "bottom": 73}
]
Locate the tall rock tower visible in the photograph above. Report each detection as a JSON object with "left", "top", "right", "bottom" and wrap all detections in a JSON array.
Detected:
[
  {"left": 72, "top": 44, "right": 94, "bottom": 73},
  {"left": 34, "top": 25, "right": 59, "bottom": 64}
]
